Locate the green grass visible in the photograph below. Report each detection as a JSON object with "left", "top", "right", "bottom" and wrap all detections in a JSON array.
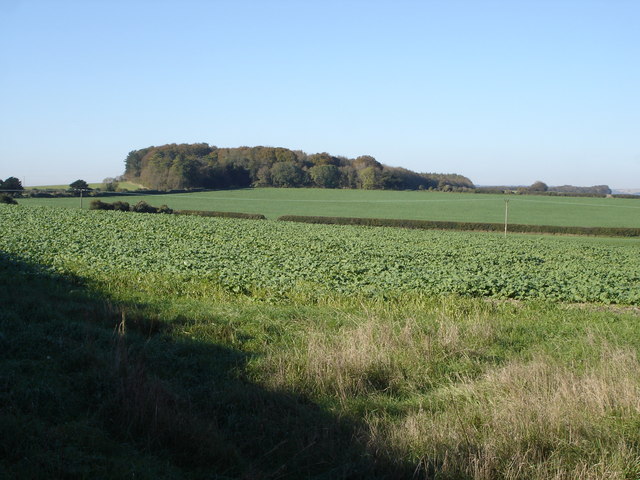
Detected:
[{"left": 20, "top": 187, "right": 640, "bottom": 227}]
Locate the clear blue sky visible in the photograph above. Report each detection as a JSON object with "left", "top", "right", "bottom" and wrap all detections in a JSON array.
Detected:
[{"left": 1, "top": 0, "right": 638, "bottom": 188}]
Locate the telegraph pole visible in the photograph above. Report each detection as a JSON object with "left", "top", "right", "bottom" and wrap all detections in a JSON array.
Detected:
[
  {"left": 504, "top": 199, "right": 509, "bottom": 237},
  {"left": 77, "top": 188, "right": 88, "bottom": 209}
]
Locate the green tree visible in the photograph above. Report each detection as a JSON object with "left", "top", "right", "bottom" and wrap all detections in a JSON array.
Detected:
[
  {"left": 69, "top": 179, "right": 90, "bottom": 190},
  {"left": 270, "top": 162, "right": 307, "bottom": 187},
  {"left": 102, "top": 177, "right": 119, "bottom": 192},
  {"left": 358, "top": 167, "right": 383, "bottom": 190},
  {"left": 529, "top": 181, "right": 548, "bottom": 192},
  {"left": 2, "top": 176, "right": 23, "bottom": 192},
  {"left": 353, "top": 155, "right": 381, "bottom": 170},
  {"left": 309, "top": 165, "right": 340, "bottom": 188},
  {"left": 308, "top": 153, "right": 339, "bottom": 166}
]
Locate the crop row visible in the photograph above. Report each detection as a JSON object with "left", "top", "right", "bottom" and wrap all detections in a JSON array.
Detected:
[{"left": 1, "top": 205, "right": 639, "bottom": 304}]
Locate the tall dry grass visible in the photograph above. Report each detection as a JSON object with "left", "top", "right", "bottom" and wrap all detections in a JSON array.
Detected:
[
  {"left": 378, "top": 343, "right": 640, "bottom": 479},
  {"left": 261, "top": 304, "right": 498, "bottom": 404},
  {"left": 257, "top": 302, "right": 640, "bottom": 479}
]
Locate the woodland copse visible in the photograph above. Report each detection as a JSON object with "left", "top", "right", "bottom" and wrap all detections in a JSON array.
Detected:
[{"left": 123, "top": 143, "right": 474, "bottom": 191}]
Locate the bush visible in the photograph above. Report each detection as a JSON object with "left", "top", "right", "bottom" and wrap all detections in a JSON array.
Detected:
[
  {"left": 89, "top": 199, "right": 113, "bottom": 210},
  {"left": 173, "top": 209, "right": 266, "bottom": 220},
  {"left": 157, "top": 204, "right": 173, "bottom": 214},
  {"left": 131, "top": 201, "right": 158, "bottom": 214},
  {"left": 111, "top": 201, "right": 130, "bottom": 212},
  {"left": 277, "top": 215, "right": 640, "bottom": 238},
  {"left": 0, "top": 194, "right": 17, "bottom": 205}
]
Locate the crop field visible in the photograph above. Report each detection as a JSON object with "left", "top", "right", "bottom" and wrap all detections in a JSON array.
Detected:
[
  {"left": 2, "top": 205, "right": 639, "bottom": 304},
  {"left": 3, "top": 204, "right": 640, "bottom": 479},
  {"left": 20, "top": 187, "right": 640, "bottom": 227}
]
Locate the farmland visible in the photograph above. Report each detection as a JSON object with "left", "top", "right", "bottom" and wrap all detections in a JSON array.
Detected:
[
  {"left": 20, "top": 187, "right": 640, "bottom": 227},
  {"left": 2, "top": 206, "right": 639, "bottom": 304},
  {"left": 2, "top": 204, "right": 640, "bottom": 479}
]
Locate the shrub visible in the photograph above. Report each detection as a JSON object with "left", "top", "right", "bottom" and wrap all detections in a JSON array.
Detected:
[
  {"left": 174, "top": 209, "right": 266, "bottom": 220},
  {"left": 157, "top": 204, "right": 174, "bottom": 214},
  {"left": 111, "top": 201, "right": 130, "bottom": 212},
  {"left": 0, "top": 194, "right": 17, "bottom": 205},
  {"left": 89, "top": 199, "right": 113, "bottom": 210},
  {"left": 277, "top": 215, "right": 640, "bottom": 238},
  {"left": 131, "top": 201, "right": 158, "bottom": 214}
]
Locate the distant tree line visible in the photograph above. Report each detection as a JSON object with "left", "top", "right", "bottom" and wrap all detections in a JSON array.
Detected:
[
  {"left": 475, "top": 181, "right": 612, "bottom": 196},
  {"left": 548, "top": 184, "right": 611, "bottom": 195},
  {"left": 123, "top": 144, "right": 474, "bottom": 191}
]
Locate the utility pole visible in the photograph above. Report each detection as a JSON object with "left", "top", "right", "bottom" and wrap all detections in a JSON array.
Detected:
[
  {"left": 504, "top": 199, "right": 509, "bottom": 237},
  {"left": 78, "top": 188, "right": 88, "bottom": 209}
]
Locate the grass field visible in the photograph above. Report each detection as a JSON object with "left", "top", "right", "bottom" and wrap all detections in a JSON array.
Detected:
[
  {"left": 2, "top": 204, "right": 640, "bottom": 479},
  {"left": 20, "top": 187, "right": 640, "bottom": 227}
]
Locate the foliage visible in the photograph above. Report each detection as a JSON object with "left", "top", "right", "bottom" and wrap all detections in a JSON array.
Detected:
[
  {"left": 309, "top": 164, "right": 340, "bottom": 188},
  {"left": 269, "top": 161, "right": 308, "bottom": 187},
  {"left": 69, "top": 179, "right": 90, "bottom": 190},
  {"left": 123, "top": 143, "right": 474, "bottom": 191},
  {"left": 174, "top": 209, "right": 266, "bottom": 220},
  {"left": 0, "top": 193, "right": 18, "bottom": 204},
  {"left": 278, "top": 214, "right": 640, "bottom": 237},
  {"left": 1, "top": 205, "right": 639, "bottom": 305},
  {"left": 157, "top": 204, "right": 173, "bottom": 214},
  {"left": 0, "top": 176, "right": 23, "bottom": 195},
  {"left": 111, "top": 201, "right": 130, "bottom": 212},
  {"left": 89, "top": 199, "right": 114, "bottom": 210},
  {"left": 550, "top": 184, "right": 612, "bottom": 195},
  {"left": 102, "top": 177, "right": 119, "bottom": 191},
  {"left": 528, "top": 180, "right": 548, "bottom": 192},
  {"left": 130, "top": 201, "right": 158, "bottom": 213}
]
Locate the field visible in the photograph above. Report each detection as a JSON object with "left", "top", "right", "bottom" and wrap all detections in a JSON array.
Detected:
[
  {"left": 2, "top": 206, "right": 639, "bottom": 304},
  {"left": 2, "top": 203, "right": 640, "bottom": 479},
  {"left": 20, "top": 187, "right": 640, "bottom": 227}
]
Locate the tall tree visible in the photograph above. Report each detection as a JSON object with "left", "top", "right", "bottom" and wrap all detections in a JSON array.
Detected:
[
  {"left": 69, "top": 179, "right": 90, "bottom": 190},
  {"left": 2, "top": 177, "right": 23, "bottom": 192},
  {"left": 309, "top": 165, "right": 340, "bottom": 188},
  {"left": 270, "top": 162, "right": 307, "bottom": 187}
]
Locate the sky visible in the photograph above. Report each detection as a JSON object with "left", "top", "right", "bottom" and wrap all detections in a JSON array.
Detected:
[{"left": 1, "top": 0, "right": 638, "bottom": 188}]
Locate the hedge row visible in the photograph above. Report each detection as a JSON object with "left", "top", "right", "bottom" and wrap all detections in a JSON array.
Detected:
[
  {"left": 173, "top": 209, "right": 267, "bottom": 220},
  {"left": 277, "top": 215, "right": 640, "bottom": 237},
  {"left": 90, "top": 199, "right": 173, "bottom": 214}
]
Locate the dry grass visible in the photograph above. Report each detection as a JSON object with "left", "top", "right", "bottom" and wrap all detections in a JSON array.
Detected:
[
  {"left": 381, "top": 342, "right": 640, "bottom": 479},
  {"left": 256, "top": 301, "right": 640, "bottom": 479},
  {"left": 260, "top": 302, "right": 499, "bottom": 404}
]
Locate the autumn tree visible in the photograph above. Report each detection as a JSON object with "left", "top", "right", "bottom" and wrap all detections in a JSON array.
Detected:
[{"left": 309, "top": 165, "right": 340, "bottom": 188}]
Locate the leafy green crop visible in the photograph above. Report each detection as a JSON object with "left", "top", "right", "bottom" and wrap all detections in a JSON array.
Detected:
[{"left": 1, "top": 205, "right": 639, "bottom": 304}]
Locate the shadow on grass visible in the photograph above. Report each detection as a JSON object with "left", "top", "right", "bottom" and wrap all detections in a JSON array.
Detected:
[{"left": 0, "top": 252, "right": 416, "bottom": 479}]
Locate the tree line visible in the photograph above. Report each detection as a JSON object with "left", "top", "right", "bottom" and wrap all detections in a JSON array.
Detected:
[{"left": 123, "top": 144, "right": 474, "bottom": 191}]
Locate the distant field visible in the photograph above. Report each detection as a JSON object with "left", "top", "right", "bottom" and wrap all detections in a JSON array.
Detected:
[
  {"left": 20, "top": 188, "right": 640, "bottom": 228},
  {"left": 26, "top": 181, "right": 143, "bottom": 191}
]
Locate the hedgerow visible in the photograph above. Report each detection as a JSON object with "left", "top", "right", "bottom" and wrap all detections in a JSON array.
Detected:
[{"left": 278, "top": 215, "right": 640, "bottom": 237}]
